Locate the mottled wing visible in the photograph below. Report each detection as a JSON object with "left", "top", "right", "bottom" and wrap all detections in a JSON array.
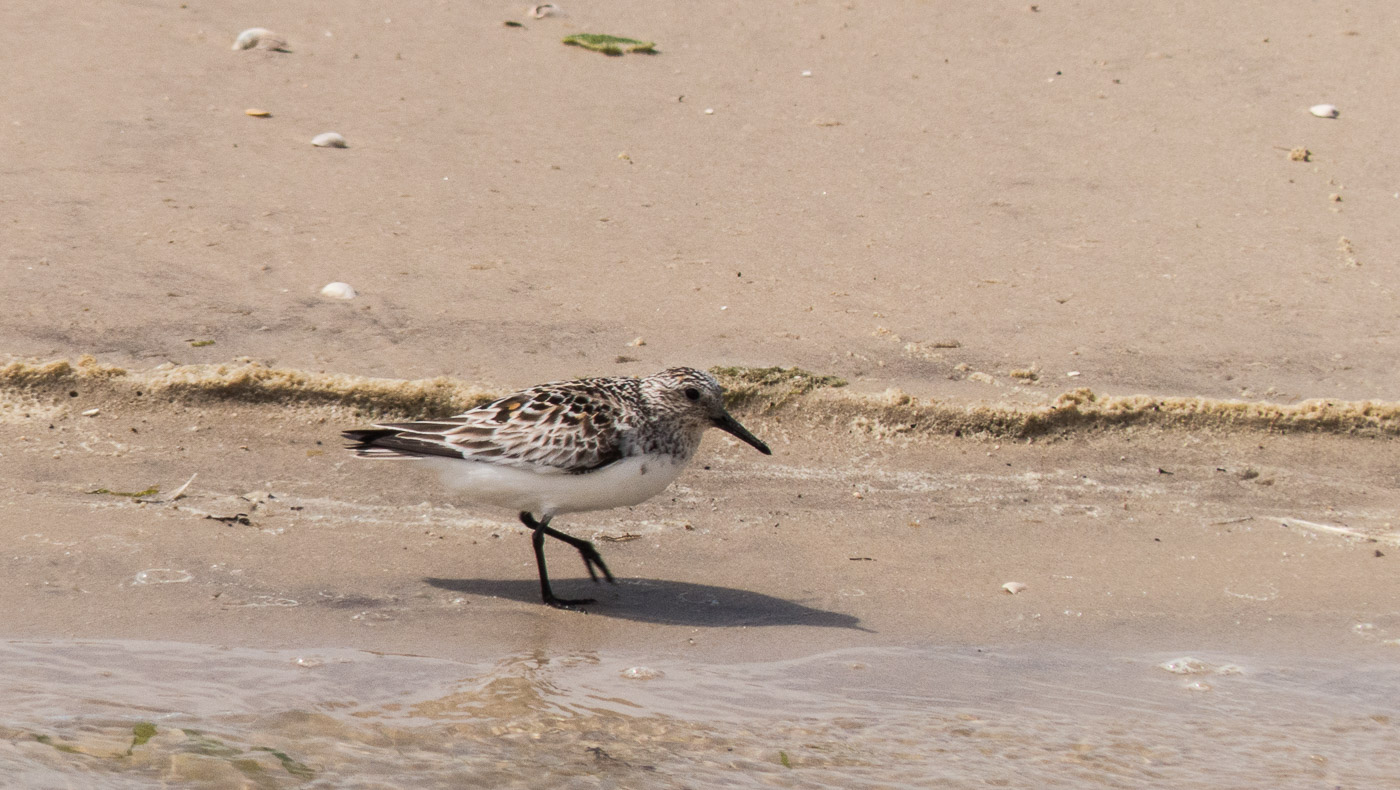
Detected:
[{"left": 343, "top": 380, "right": 631, "bottom": 474}]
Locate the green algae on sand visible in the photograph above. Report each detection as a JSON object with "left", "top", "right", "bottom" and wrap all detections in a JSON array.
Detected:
[{"left": 562, "top": 33, "right": 656, "bottom": 55}]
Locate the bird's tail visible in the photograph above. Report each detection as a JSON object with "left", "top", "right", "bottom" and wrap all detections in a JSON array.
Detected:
[
  {"left": 342, "top": 428, "right": 465, "bottom": 460},
  {"left": 343, "top": 428, "right": 416, "bottom": 459}
]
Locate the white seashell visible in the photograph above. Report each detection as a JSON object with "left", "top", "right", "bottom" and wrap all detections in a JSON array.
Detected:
[
  {"left": 81, "top": 408, "right": 100, "bottom": 417},
  {"left": 133, "top": 569, "right": 193, "bottom": 585},
  {"left": 233, "top": 27, "right": 287, "bottom": 51},
  {"left": 620, "top": 666, "right": 664, "bottom": 680},
  {"left": 311, "top": 132, "right": 348, "bottom": 148},
  {"left": 1309, "top": 103, "right": 1339, "bottom": 118},
  {"left": 529, "top": 3, "right": 557, "bottom": 18},
  {"left": 320, "top": 282, "right": 357, "bottom": 299},
  {"left": 1001, "top": 581, "right": 1027, "bottom": 594}
]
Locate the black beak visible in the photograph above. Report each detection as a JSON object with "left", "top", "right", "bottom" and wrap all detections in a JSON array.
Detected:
[{"left": 713, "top": 412, "right": 772, "bottom": 455}]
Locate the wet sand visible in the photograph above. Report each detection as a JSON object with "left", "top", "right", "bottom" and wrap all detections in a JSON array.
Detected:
[
  {"left": 5, "top": 0, "right": 1400, "bottom": 786},
  {"left": 4, "top": 368, "right": 1400, "bottom": 786},
  {"left": 4, "top": 364, "right": 1400, "bottom": 662}
]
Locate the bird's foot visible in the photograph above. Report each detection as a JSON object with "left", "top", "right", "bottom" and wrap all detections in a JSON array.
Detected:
[
  {"left": 577, "top": 543, "right": 616, "bottom": 584},
  {"left": 543, "top": 594, "right": 597, "bottom": 610}
]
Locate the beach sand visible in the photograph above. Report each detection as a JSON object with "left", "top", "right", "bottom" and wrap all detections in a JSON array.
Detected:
[{"left": 3, "top": 2, "right": 1400, "bottom": 786}]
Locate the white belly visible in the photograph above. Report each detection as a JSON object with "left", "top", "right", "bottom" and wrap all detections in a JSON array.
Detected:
[{"left": 423, "top": 454, "right": 687, "bottom": 517}]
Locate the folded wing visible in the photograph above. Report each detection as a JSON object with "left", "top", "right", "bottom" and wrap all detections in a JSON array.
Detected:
[{"left": 342, "top": 382, "right": 629, "bottom": 474}]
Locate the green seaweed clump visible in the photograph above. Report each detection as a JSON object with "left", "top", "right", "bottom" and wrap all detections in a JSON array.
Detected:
[
  {"left": 127, "top": 722, "right": 157, "bottom": 755},
  {"left": 562, "top": 33, "right": 656, "bottom": 55},
  {"left": 88, "top": 486, "right": 159, "bottom": 498}
]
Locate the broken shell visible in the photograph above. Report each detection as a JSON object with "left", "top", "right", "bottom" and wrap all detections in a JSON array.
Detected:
[
  {"left": 232, "top": 28, "right": 287, "bottom": 51},
  {"left": 529, "top": 3, "right": 557, "bottom": 18},
  {"left": 320, "top": 282, "right": 357, "bottom": 300},
  {"left": 1001, "top": 581, "right": 1027, "bottom": 594},
  {"left": 81, "top": 408, "right": 100, "bottom": 417},
  {"left": 1309, "top": 103, "right": 1339, "bottom": 118},
  {"left": 245, "top": 108, "right": 271, "bottom": 117},
  {"left": 311, "top": 132, "right": 348, "bottom": 148}
]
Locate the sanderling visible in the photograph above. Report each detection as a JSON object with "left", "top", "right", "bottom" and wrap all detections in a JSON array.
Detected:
[{"left": 343, "top": 367, "right": 772, "bottom": 608}]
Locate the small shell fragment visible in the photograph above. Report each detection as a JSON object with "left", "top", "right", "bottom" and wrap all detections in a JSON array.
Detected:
[
  {"left": 1001, "top": 581, "right": 1027, "bottom": 595},
  {"left": 245, "top": 108, "right": 271, "bottom": 117},
  {"left": 529, "top": 3, "right": 557, "bottom": 18},
  {"left": 81, "top": 408, "right": 100, "bottom": 417},
  {"left": 1158, "top": 657, "right": 1241, "bottom": 676},
  {"left": 320, "top": 282, "right": 357, "bottom": 300},
  {"left": 1309, "top": 103, "right": 1339, "bottom": 118},
  {"left": 311, "top": 132, "right": 348, "bottom": 148},
  {"left": 232, "top": 28, "right": 288, "bottom": 51}
]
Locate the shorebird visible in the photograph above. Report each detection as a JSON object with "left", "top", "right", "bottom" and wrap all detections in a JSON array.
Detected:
[{"left": 343, "top": 367, "right": 772, "bottom": 608}]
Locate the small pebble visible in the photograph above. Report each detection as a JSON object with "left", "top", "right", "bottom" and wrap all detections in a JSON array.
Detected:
[
  {"left": 311, "top": 132, "right": 348, "bottom": 148},
  {"left": 1309, "top": 103, "right": 1339, "bottom": 119},
  {"left": 320, "top": 282, "right": 357, "bottom": 300}
]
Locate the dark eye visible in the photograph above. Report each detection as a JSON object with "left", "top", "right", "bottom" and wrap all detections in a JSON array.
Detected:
[{"left": 684, "top": 387, "right": 701, "bottom": 401}]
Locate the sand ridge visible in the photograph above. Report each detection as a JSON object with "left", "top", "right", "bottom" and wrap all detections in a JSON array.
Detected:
[{"left": 8, "top": 356, "right": 1400, "bottom": 439}]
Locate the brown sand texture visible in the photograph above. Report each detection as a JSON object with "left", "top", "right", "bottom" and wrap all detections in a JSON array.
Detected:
[{"left": 3, "top": 0, "right": 1400, "bottom": 732}]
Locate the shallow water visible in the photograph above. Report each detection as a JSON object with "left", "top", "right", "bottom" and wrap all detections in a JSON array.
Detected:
[{"left": 1, "top": 639, "right": 1396, "bottom": 789}]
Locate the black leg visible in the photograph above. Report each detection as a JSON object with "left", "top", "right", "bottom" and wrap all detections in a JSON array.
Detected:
[
  {"left": 539, "top": 523, "right": 615, "bottom": 585},
  {"left": 520, "top": 512, "right": 610, "bottom": 608}
]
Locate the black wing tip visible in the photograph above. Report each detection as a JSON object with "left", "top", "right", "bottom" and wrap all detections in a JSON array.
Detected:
[
  {"left": 341, "top": 428, "right": 471, "bottom": 461},
  {"left": 342, "top": 428, "right": 397, "bottom": 449},
  {"left": 342, "top": 428, "right": 393, "bottom": 440}
]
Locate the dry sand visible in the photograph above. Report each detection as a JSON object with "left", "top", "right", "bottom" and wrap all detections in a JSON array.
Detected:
[{"left": 4, "top": 0, "right": 1400, "bottom": 681}]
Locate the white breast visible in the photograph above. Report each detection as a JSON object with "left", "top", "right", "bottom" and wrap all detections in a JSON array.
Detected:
[{"left": 423, "top": 454, "right": 688, "bottom": 517}]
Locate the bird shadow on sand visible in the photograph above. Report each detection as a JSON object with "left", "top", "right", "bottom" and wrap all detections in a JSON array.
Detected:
[{"left": 424, "top": 576, "right": 871, "bottom": 631}]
